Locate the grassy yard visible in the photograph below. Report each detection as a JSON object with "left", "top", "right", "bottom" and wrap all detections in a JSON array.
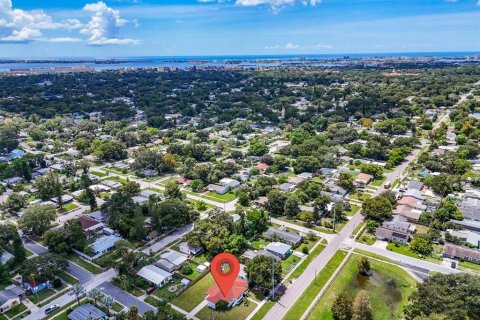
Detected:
[
  {"left": 195, "top": 302, "right": 256, "bottom": 320},
  {"left": 91, "top": 171, "right": 107, "bottom": 177},
  {"left": 205, "top": 191, "right": 237, "bottom": 202},
  {"left": 172, "top": 273, "right": 215, "bottom": 312},
  {"left": 282, "top": 254, "right": 301, "bottom": 275},
  {"left": 289, "top": 244, "right": 326, "bottom": 279},
  {"left": 283, "top": 250, "right": 348, "bottom": 320},
  {"left": 3, "top": 303, "right": 27, "bottom": 319},
  {"left": 181, "top": 262, "right": 203, "bottom": 281},
  {"left": 59, "top": 272, "right": 78, "bottom": 285},
  {"left": 158, "top": 177, "right": 177, "bottom": 186},
  {"left": 60, "top": 202, "right": 79, "bottom": 212},
  {"left": 386, "top": 243, "right": 441, "bottom": 264},
  {"left": 307, "top": 255, "right": 417, "bottom": 320},
  {"left": 352, "top": 222, "right": 365, "bottom": 237},
  {"left": 357, "top": 233, "right": 376, "bottom": 245},
  {"left": 371, "top": 176, "right": 387, "bottom": 187},
  {"left": 250, "top": 300, "right": 275, "bottom": 320},
  {"left": 105, "top": 176, "right": 129, "bottom": 184},
  {"left": 459, "top": 260, "right": 480, "bottom": 273},
  {"left": 346, "top": 204, "right": 361, "bottom": 216},
  {"left": 68, "top": 255, "right": 103, "bottom": 274},
  {"left": 28, "top": 288, "right": 56, "bottom": 304},
  {"left": 251, "top": 238, "right": 269, "bottom": 250}
]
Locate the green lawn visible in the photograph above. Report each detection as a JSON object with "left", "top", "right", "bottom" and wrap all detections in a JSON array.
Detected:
[
  {"left": 289, "top": 244, "right": 326, "bottom": 279},
  {"left": 105, "top": 176, "right": 129, "bottom": 185},
  {"left": 172, "top": 273, "right": 215, "bottom": 312},
  {"left": 357, "top": 234, "right": 376, "bottom": 245},
  {"left": 352, "top": 222, "right": 365, "bottom": 237},
  {"left": 459, "top": 260, "right": 480, "bottom": 273},
  {"left": 59, "top": 272, "right": 78, "bottom": 285},
  {"left": 251, "top": 239, "right": 269, "bottom": 250},
  {"left": 153, "top": 278, "right": 183, "bottom": 301},
  {"left": 205, "top": 191, "right": 237, "bottom": 202},
  {"left": 282, "top": 250, "right": 348, "bottom": 320},
  {"left": 158, "top": 178, "right": 178, "bottom": 186},
  {"left": 68, "top": 255, "right": 103, "bottom": 274},
  {"left": 282, "top": 255, "right": 301, "bottom": 275},
  {"left": 28, "top": 288, "right": 56, "bottom": 304},
  {"left": 91, "top": 171, "right": 107, "bottom": 177},
  {"left": 112, "top": 302, "right": 124, "bottom": 312},
  {"left": 195, "top": 302, "right": 256, "bottom": 320},
  {"left": 386, "top": 243, "right": 441, "bottom": 264},
  {"left": 250, "top": 300, "right": 275, "bottom": 320},
  {"left": 307, "top": 255, "right": 417, "bottom": 320},
  {"left": 353, "top": 249, "right": 397, "bottom": 264},
  {"left": 371, "top": 176, "right": 387, "bottom": 187},
  {"left": 346, "top": 204, "right": 361, "bottom": 216},
  {"left": 60, "top": 202, "right": 79, "bottom": 212},
  {"left": 145, "top": 295, "right": 163, "bottom": 307},
  {"left": 3, "top": 303, "right": 27, "bottom": 319},
  {"left": 181, "top": 262, "right": 202, "bottom": 281}
]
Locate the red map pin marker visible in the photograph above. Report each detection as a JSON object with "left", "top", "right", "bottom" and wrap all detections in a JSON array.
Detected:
[{"left": 211, "top": 253, "right": 240, "bottom": 296}]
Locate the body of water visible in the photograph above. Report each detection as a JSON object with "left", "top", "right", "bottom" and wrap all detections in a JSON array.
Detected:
[{"left": 0, "top": 52, "right": 479, "bottom": 72}]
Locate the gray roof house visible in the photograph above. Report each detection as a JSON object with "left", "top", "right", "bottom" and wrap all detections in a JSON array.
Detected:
[
  {"left": 68, "top": 303, "right": 107, "bottom": 320},
  {"left": 407, "top": 180, "right": 424, "bottom": 191},
  {"left": 265, "top": 242, "right": 292, "bottom": 259},
  {"left": 444, "top": 243, "right": 480, "bottom": 263},
  {"left": 207, "top": 184, "right": 228, "bottom": 195},
  {"left": 279, "top": 182, "right": 296, "bottom": 192},
  {"left": 266, "top": 228, "right": 302, "bottom": 245},
  {"left": 158, "top": 250, "right": 188, "bottom": 270},
  {"left": 459, "top": 198, "right": 480, "bottom": 221},
  {"left": 0, "top": 285, "right": 24, "bottom": 314},
  {"left": 179, "top": 241, "right": 203, "bottom": 256}
]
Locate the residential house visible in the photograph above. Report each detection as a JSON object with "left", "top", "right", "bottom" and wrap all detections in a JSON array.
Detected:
[
  {"left": 0, "top": 285, "right": 24, "bottom": 314},
  {"left": 179, "top": 241, "right": 203, "bottom": 256},
  {"left": 447, "top": 229, "right": 480, "bottom": 248},
  {"left": 355, "top": 173, "right": 374, "bottom": 189},
  {"left": 375, "top": 215, "right": 415, "bottom": 244},
  {"left": 253, "top": 196, "right": 268, "bottom": 207},
  {"left": 50, "top": 195, "right": 74, "bottom": 205},
  {"left": 88, "top": 234, "right": 123, "bottom": 260},
  {"left": 68, "top": 303, "right": 107, "bottom": 320},
  {"left": 279, "top": 182, "right": 296, "bottom": 192},
  {"left": 297, "top": 172, "right": 313, "bottom": 180},
  {"left": 266, "top": 228, "right": 302, "bottom": 245},
  {"left": 255, "top": 163, "right": 270, "bottom": 172},
  {"left": 76, "top": 216, "right": 104, "bottom": 239},
  {"left": 458, "top": 198, "right": 480, "bottom": 221},
  {"left": 176, "top": 176, "right": 192, "bottom": 187},
  {"left": 443, "top": 243, "right": 480, "bottom": 264},
  {"left": 288, "top": 176, "right": 304, "bottom": 185},
  {"left": 0, "top": 251, "right": 13, "bottom": 265},
  {"left": 407, "top": 180, "right": 424, "bottom": 191},
  {"left": 219, "top": 178, "right": 241, "bottom": 189},
  {"left": 207, "top": 278, "right": 248, "bottom": 309},
  {"left": 207, "top": 184, "right": 229, "bottom": 195},
  {"left": 137, "top": 265, "right": 173, "bottom": 288},
  {"left": 2, "top": 177, "right": 23, "bottom": 186},
  {"left": 156, "top": 250, "right": 188, "bottom": 272},
  {"left": 265, "top": 242, "right": 292, "bottom": 259},
  {"left": 101, "top": 180, "right": 122, "bottom": 190}
]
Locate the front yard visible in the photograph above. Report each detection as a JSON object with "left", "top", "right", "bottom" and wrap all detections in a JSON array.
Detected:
[
  {"left": 172, "top": 273, "right": 214, "bottom": 312},
  {"left": 195, "top": 301, "right": 257, "bottom": 320}
]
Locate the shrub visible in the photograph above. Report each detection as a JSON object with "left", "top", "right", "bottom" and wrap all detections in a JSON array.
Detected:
[{"left": 181, "top": 265, "right": 193, "bottom": 275}]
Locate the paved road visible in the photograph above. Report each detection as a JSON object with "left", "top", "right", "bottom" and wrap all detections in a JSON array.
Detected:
[
  {"left": 142, "top": 223, "right": 194, "bottom": 254},
  {"left": 24, "top": 269, "right": 116, "bottom": 320},
  {"left": 262, "top": 85, "right": 480, "bottom": 320},
  {"left": 345, "top": 241, "right": 459, "bottom": 275},
  {"left": 22, "top": 237, "right": 94, "bottom": 284},
  {"left": 97, "top": 281, "right": 155, "bottom": 315}
]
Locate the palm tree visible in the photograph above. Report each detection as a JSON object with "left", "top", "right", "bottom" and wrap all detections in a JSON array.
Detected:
[
  {"left": 87, "top": 288, "right": 103, "bottom": 305},
  {"left": 101, "top": 294, "right": 114, "bottom": 316},
  {"left": 70, "top": 283, "right": 85, "bottom": 306}
]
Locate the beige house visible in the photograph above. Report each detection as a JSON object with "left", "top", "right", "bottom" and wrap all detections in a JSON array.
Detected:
[{"left": 0, "top": 285, "right": 24, "bottom": 314}]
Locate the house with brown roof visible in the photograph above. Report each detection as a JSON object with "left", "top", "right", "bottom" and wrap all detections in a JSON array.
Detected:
[
  {"left": 355, "top": 173, "right": 374, "bottom": 189},
  {"left": 76, "top": 216, "right": 104, "bottom": 239},
  {"left": 256, "top": 163, "right": 270, "bottom": 172},
  {"left": 443, "top": 243, "right": 480, "bottom": 264}
]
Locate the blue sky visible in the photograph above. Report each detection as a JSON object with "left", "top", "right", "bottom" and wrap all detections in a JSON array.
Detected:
[{"left": 0, "top": 0, "right": 479, "bottom": 57}]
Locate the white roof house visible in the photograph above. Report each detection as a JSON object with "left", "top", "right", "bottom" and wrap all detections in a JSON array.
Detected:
[
  {"left": 219, "top": 178, "right": 240, "bottom": 189},
  {"left": 137, "top": 265, "right": 173, "bottom": 287}
]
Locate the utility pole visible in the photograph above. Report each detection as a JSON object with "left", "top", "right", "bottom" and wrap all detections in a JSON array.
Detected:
[
  {"left": 271, "top": 258, "right": 275, "bottom": 300},
  {"left": 332, "top": 205, "right": 336, "bottom": 233}
]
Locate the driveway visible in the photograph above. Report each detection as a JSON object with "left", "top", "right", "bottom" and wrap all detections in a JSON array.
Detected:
[{"left": 96, "top": 281, "right": 155, "bottom": 315}]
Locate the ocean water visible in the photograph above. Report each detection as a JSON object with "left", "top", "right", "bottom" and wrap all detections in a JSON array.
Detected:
[{"left": 0, "top": 52, "right": 479, "bottom": 72}]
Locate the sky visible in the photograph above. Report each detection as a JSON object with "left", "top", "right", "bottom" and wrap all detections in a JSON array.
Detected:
[{"left": 0, "top": 0, "right": 479, "bottom": 57}]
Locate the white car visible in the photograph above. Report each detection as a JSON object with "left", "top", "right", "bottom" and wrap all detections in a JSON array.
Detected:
[{"left": 45, "top": 304, "right": 60, "bottom": 315}]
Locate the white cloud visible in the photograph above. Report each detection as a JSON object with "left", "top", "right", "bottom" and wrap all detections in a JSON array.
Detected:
[
  {"left": 236, "top": 0, "right": 319, "bottom": 11},
  {"left": 81, "top": 1, "right": 139, "bottom": 46},
  {"left": 265, "top": 42, "right": 333, "bottom": 50},
  {"left": 0, "top": 0, "right": 82, "bottom": 43},
  {"left": 44, "top": 37, "right": 82, "bottom": 43}
]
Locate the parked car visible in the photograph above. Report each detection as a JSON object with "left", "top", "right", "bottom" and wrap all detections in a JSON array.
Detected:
[{"left": 45, "top": 304, "right": 60, "bottom": 314}]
